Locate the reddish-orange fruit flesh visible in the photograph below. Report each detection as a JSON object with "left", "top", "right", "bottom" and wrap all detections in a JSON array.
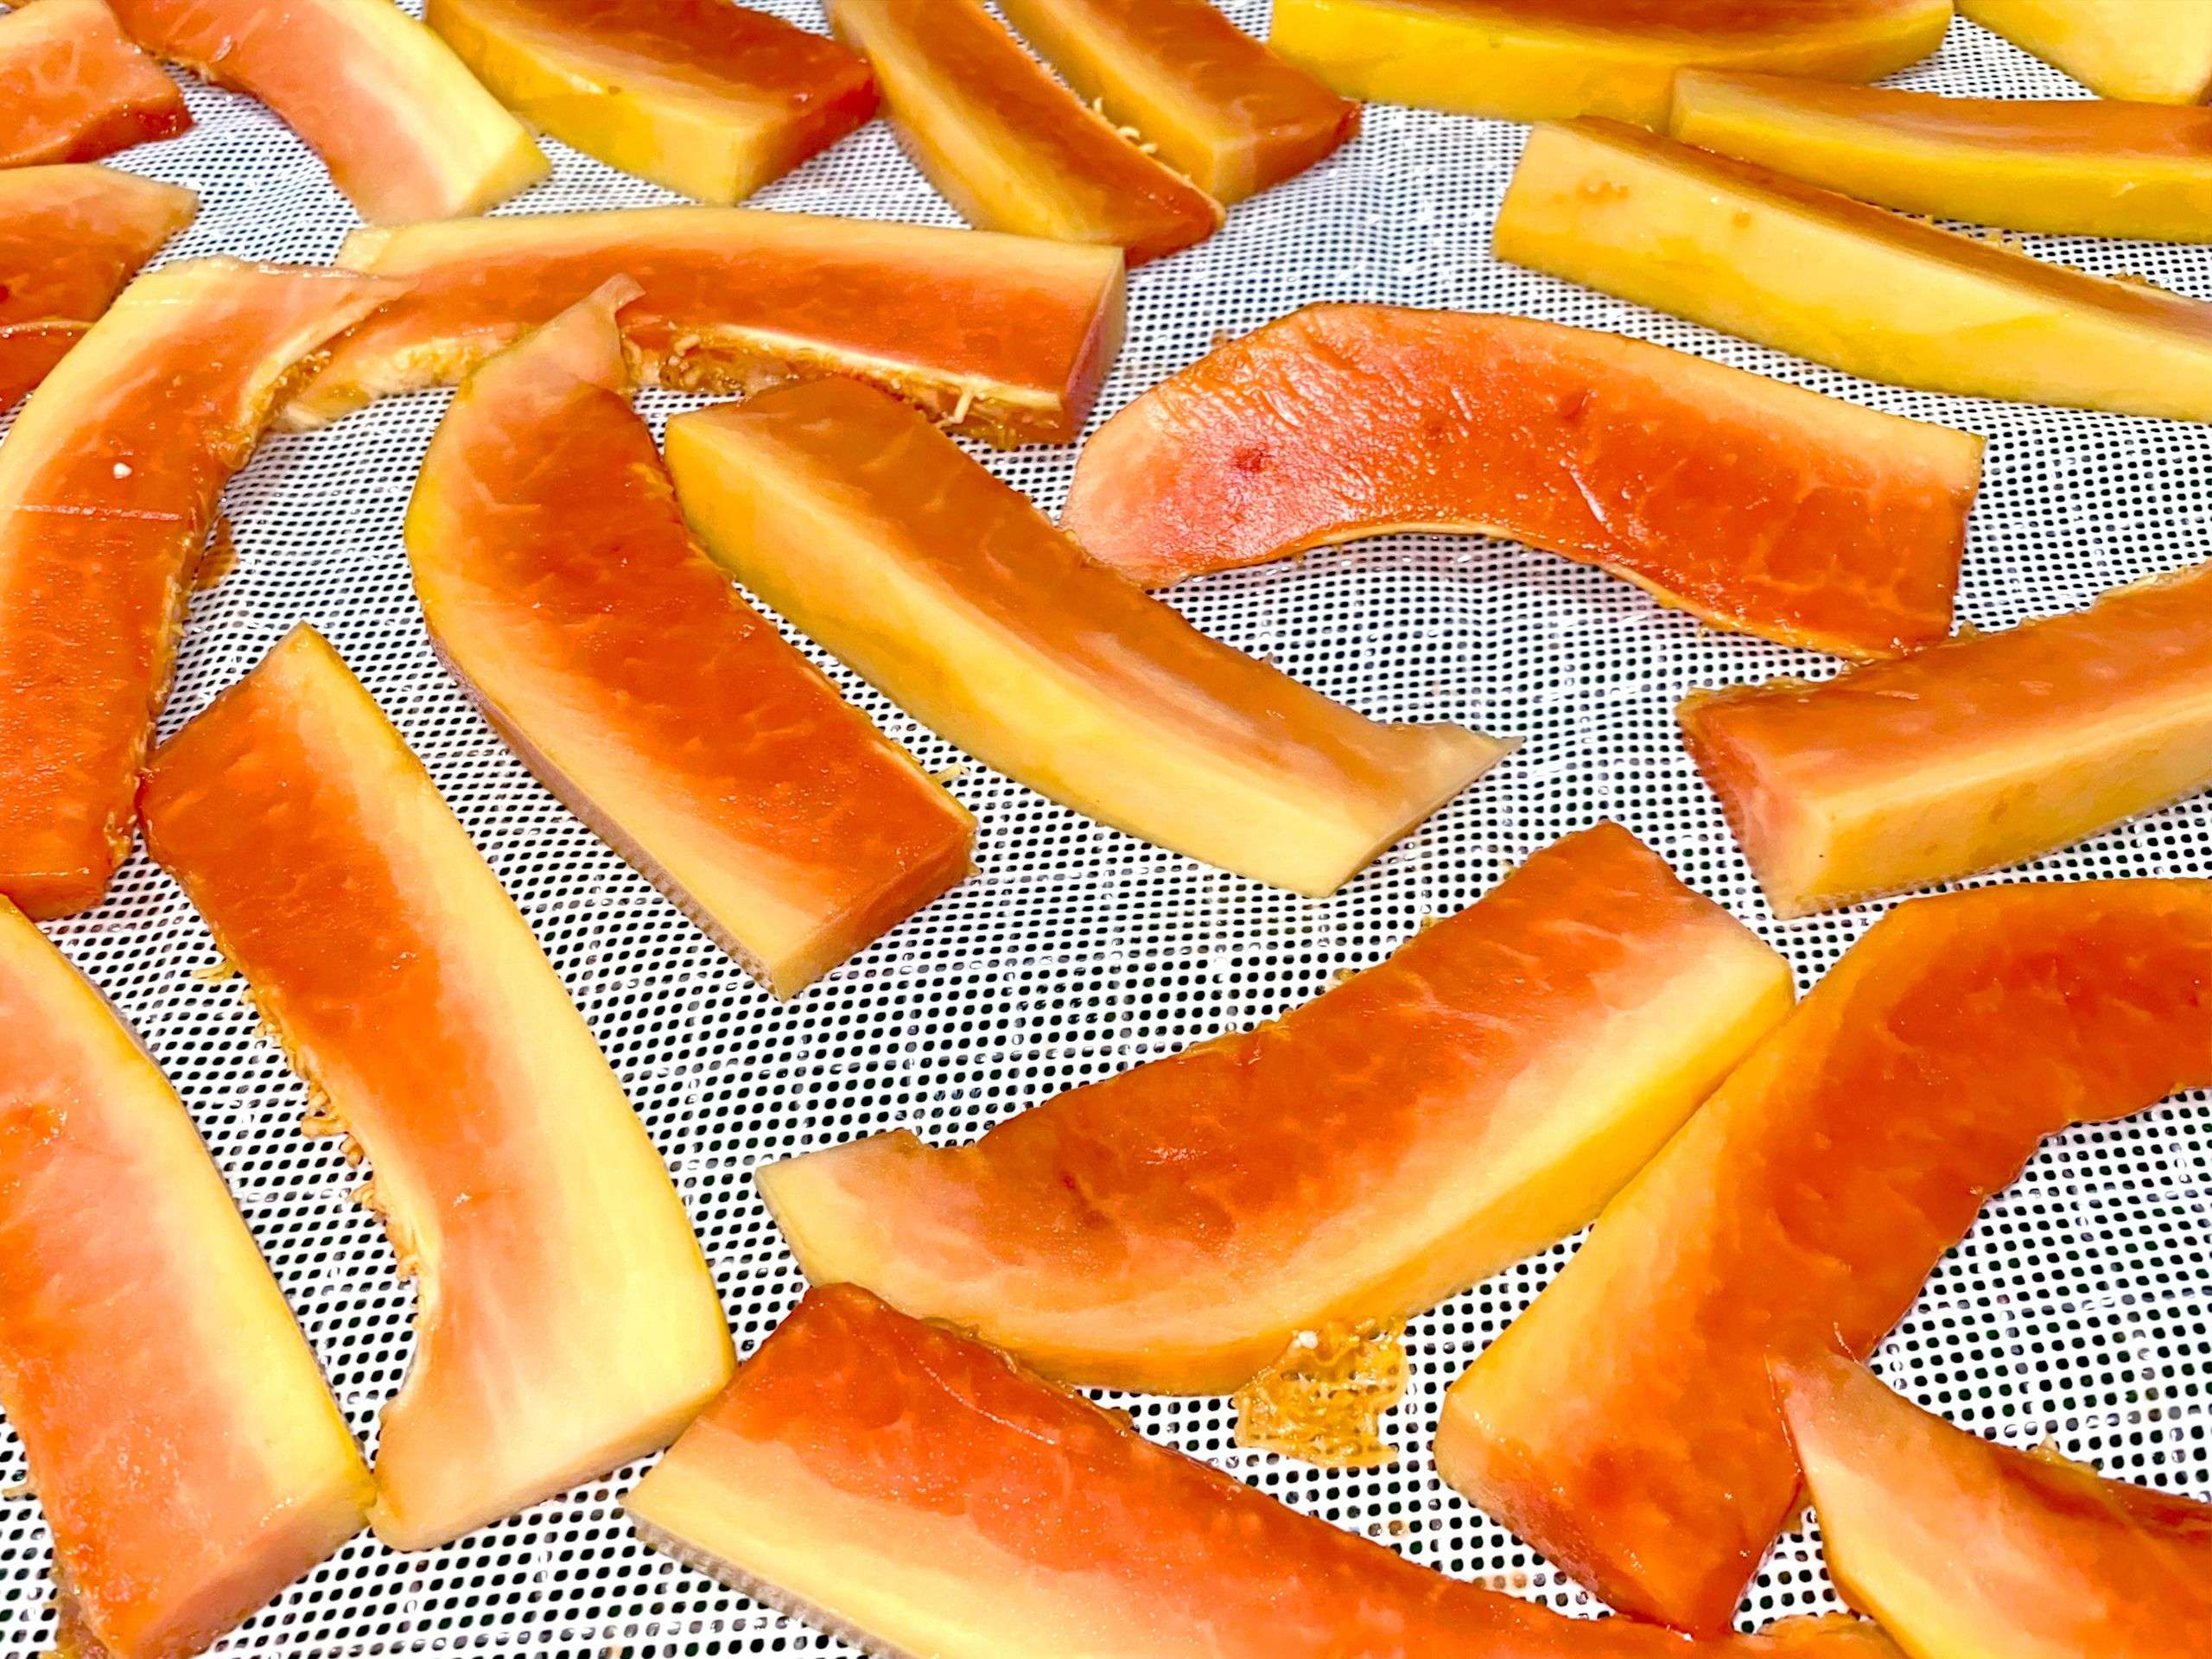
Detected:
[
  {"left": 759, "top": 823, "right": 1792, "bottom": 1393},
  {"left": 406, "top": 282, "right": 975, "bottom": 997},
  {"left": 1065, "top": 304, "right": 1980, "bottom": 658},
  {"left": 0, "top": 162, "right": 194, "bottom": 409},
  {"left": 1435, "top": 880, "right": 2212, "bottom": 1637},
  {"left": 0, "top": 0, "right": 189, "bottom": 167},
  {"left": 1778, "top": 1352, "right": 2212, "bottom": 1659},
  {"left": 139, "top": 627, "right": 734, "bottom": 1550},
  {"left": 824, "top": 0, "right": 1224, "bottom": 267},
  {"left": 0, "top": 257, "right": 396, "bottom": 920},
  {"left": 0, "top": 895, "right": 372, "bottom": 1659},
  {"left": 628, "top": 1287, "right": 1902, "bottom": 1659},
  {"left": 282, "top": 206, "right": 1126, "bottom": 446},
  {"left": 994, "top": 0, "right": 1357, "bottom": 204}
]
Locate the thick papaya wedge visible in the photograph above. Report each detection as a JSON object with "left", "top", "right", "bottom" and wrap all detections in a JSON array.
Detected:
[
  {"left": 626, "top": 1286, "right": 1902, "bottom": 1659},
  {"left": 1497, "top": 118, "right": 2212, "bottom": 422},
  {"left": 757, "top": 823, "right": 1790, "bottom": 1393},
  {"left": 0, "top": 162, "right": 194, "bottom": 409},
  {"left": 664, "top": 378, "right": 1510, "bottom": 898},
  {"left": 0, "top": 895, "right": 372, "bottom": 1659},
  {"left": 280, "top": 206, "right": 1125, "bottom": 445},
  {"left": 424, "top": 0, "right": 877, "bottom": 203},
  {"left": 823, "top": 0, "right": 1223, "bottom": 266},
  {"left": 1435, "top": 880, "right": 2212, "bottom": 1637},
  {"left": 105, "top": 0, "right": 546, "bottom": 220},
  {"left": 1961, "top": 0, "right": 2212, "bottom": 105},
  {"left": 0, "top": 0, "right": 189, "bottom": 167},
  {"left": 406, "top": 282, "right": 975, "bottom": 997},
  {"left": 1064, "top": 304, "right": 1980, "bottom": 658},
  {"left": 1778, "top": 1352, "right": 2212, "bottom": 1658},
  {"left": 139, "top": 626, "right": 736, "bottom": 1550},
  {"left": 0, "top": 257, "right": 396, "bottom": 920}
]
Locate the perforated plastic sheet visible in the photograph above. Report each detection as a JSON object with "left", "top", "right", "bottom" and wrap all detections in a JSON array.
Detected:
[{"left": 6, "top": 3, "right": 2212, "bottom": 1652}]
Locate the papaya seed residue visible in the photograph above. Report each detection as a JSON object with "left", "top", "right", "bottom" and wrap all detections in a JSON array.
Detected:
[{"left": 1232, "top": 1319, "right": 1408, "bottom": 1468}]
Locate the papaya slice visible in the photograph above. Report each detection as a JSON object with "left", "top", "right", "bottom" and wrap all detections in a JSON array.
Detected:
[
  {"left": 0, "top": 162, "right": 195, "bottom": 409},
  {"left": 105, "top": 0, "right": 547, "bottom": 221},
  {"left": 1497, "top": 118, "right": 2212, "bottom": 423},
  {"left": 823, "top": 0, "right": 1224, "bottom": 267},
  {"left": 757, "top": 823, "right": 1791, "bottom": 1394},
  {"left": 0, "top": 895, "right": 372, "bottom": 1659},
  {"left": 280, "top": 206, "right": 1126, "bottom": 446},
  {"left": 992, "top": 0, "right": 1357, "bottom": 204},
  {"left": 1961, "top": 0, "right": 2212, "bottom": 105},
  {"left": 1268, "top": 0, "right": 1951, "bottom": 126},
  {"left": 1063, "top": 304, "right": 1981, "bottom": 659},
  {"left": 1434, "top": 879, "right": 2212, "bottom": 1637},
  {"left": 664, "top": 378, "right": 1509, "bottom": 898},
  {"left": 0, "top": 257, "right": 397, "bottom": 921},
  {"left": 626, "top": 1286, "right": 1902, "bottom": 1659},
  {"left": 423, "top": 0, "right": 878, "bottom": 204},
  {"left": 1679, "top": 560, "right": 2212, "bottom": 918},
  {"left": 1777, "top": 1351, "right": 2212, "bottom": 1657},
  {"left": 139, "top": 626, "right": 736, "bottom": 1550},
  {"left": 1671, "top": 71, "right": 2212, "bottom": 241},
  {"left": 406, "top": 282, "right": 976, "bottom": 998},
  {"left": 0, "top": 0, "right": 189, "bottom": 168}
]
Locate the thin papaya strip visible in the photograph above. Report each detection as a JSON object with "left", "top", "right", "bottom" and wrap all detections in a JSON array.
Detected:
[{"left": 0, "top": 0, "right": 189, "bottom": 167}]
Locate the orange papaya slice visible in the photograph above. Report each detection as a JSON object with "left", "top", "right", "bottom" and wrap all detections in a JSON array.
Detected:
[
  {"left": 1268, "top": 0, "right": 1951, "bottom": 126},
  {"left": 993, "top": 0, "right": 1357, "bottom": 204},
  {"left": 1671, "top": 71, "right": 2212, "bottom": 240},
  {"left": 105, "top": 0, "right": 547, "bottom": 221},
  {"left": 626, "top": 1285, "right": 1902, "bottom": 1659},
  {"left": 0, "top": 257, "right": 397, "bottom": 921},
  {"left": 1961, "top": 0, "right": 2212, "bottom": 105},
  {"left": 823, "top": 0, "right": 1224, "bottom": 267},
  {"left": 1064, "top": 304, "right": 1981, "bottom": 659},
  {"left": 0, "top": 162, "right": 194, "bottom": 409},
  {"left": 1434, "top": 879, "right": 2212, "bottom": 1637},
  {"left": 1497, "top": 118, "right": 2212, "bottom": 423},
  {"left": 757, "top": 823, "right": 1790, "bottom": 1393},
  {"left": 139, "top": 626, "right": 736, "bottom": 1550},
  {"left": 0, "top": 895, "right": 372, "bottom": 1659},
  {"left": 424, "top": 0, "right": 878, "bottom": 204},
  {"left": 280, "top": 206, "right": 1126, "bottom": 445},
  {"left": 664, "top": 378, "right": 1510, "bottom": 898},
  {"left": 1777, "top": 1351, "right": 2212, "bottom": 1657},
  {"left": 406, "top": 282, "right": 976, "bottom": 998},
  {"left": 1679, "top": 561, "right": 2212, "bottom": 918},
  {"left": 0, "top": 0, "right": 189, "bottom": 167}
]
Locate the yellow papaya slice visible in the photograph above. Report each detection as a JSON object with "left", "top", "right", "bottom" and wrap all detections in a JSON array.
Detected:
[{"left": 1961, "top": 0, "right": 2212, "bottom": 105}]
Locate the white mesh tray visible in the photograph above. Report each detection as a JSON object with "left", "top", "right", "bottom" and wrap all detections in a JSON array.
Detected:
[{"left": 5, "top": 4, "right": 2210, "bottom": 1653}]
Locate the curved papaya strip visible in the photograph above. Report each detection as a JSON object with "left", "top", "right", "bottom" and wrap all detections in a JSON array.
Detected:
[
  {"left": 280, "top": 207, "right": 1126, "bottom": 446},
  {"left": 424, "top": 0, "right": 877, "bottom": 204},
  {"left": 1064, "top": 304, "right": 1980, "bottom": 658},
  {"left": 0, "top": 896, "right": 371, "bottom": 1659},
  {"left": 1434, "top": 879, "right": 2212, "bottom": 1637},
  {"left": 1778, "top": 1352, "right": 2212, "bottom": 1658},
  {"left": 0, "top": 257, "right": 397, "bottom": 920},
  {"left": 139, "top": 626, "right": 736, "bottom": 1550},
  {"left": 0, "top": 162, "right": 194, "bottom": 409},
  {"left": 105, "top": 0, "right": 546, "bottom": 221},
  {"left": 406, "top": 282, "right": 975, "bottom": 997},
  {"left": 0, "top": 0, "right": 189, "bottom": 167},
  {"left": 1961, "top": 0, "right": 2212, "bottom": 105},
  {"left": 627, "top": 1286, "right": 1901, "bottom": 1659}
]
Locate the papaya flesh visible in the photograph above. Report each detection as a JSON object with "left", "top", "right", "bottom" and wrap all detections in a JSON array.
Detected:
[
  {"left": 0, "top": 0, "right": 189, "bottom": 168},
  {"left": 823, "top": 0, "right": 1223, "bottom": 268},
  {"left": 0, "top": 895, "right": 371, "bottom": 1659},
  {"left": 664, "top": 377, "right": 1510, "bottom": 899},
  {"left": 280, "top": 206, "right": 1127, "bottom": 446},
  {"left": 1064, "top": 303, "right": 1980, "bottom": 659},
  {"left": 139, "top": 626, "right": 736, "bottom": 1550},
  {"left": 1778, "top": 1351, "right": 2212, "bottom": 1659},
  {"left": 1436, "top": 880, "right": 2212, "bottom": 1637},
  {"left": 1961, "top": 0, "right": 2212, "bottom": 105},
  {"left": 406, "top": 281, "right": 976, "bottom": 998},
  {"left": 424, "top": 0, "right": 878, "bottom": 205},
  {"left": 1497, "top": 118, "right": 2212, "bottom": 423}
]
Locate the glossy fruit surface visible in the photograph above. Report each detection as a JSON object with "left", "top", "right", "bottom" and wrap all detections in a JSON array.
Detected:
[
  {"left": 1961, "top": 0, "right": 2212, "bottom": 104},
  {"left": 0, "top": 0, "right": 189, "bottom": 167}
]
